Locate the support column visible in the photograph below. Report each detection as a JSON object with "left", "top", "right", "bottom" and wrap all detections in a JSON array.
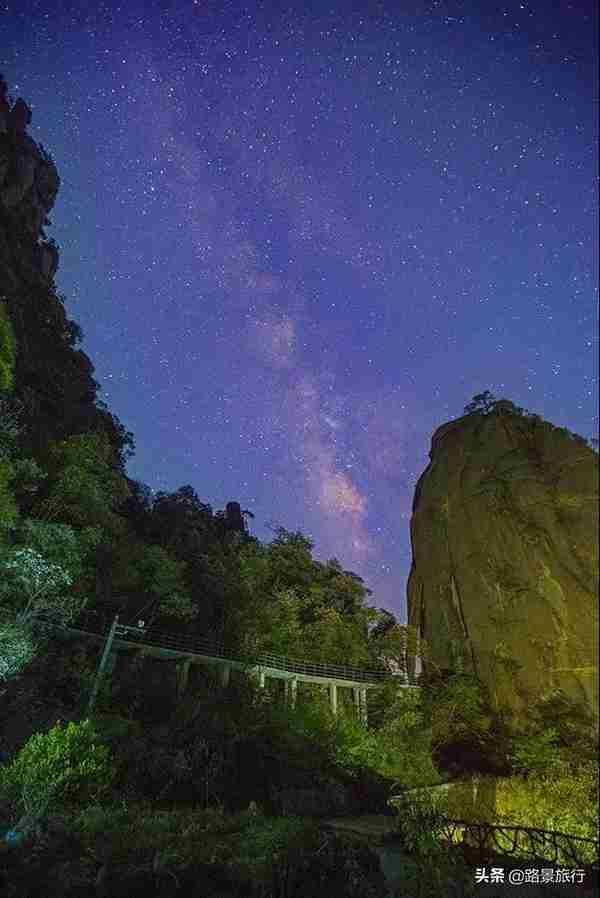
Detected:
[
  {"left": 329, "top": 682, "right": 338, "bottom": 716},
  {"left": 290, "top": 677, "right": 297, "bottom": 708},
  {"left": 359, "top": 687, "right": 368, "bottom": 726},
  {"left": 258, "top": 669, "right": 265, "bottom": 689},
  {"left": 353, "top": 686, "right": 360, "bottom": 716},
  {"left": 219, "top": 663, "right": 231, "bottom": 687},
  {"left": 177, "top": 659, "right": 191, "bottom": 699},
  {"left": 87, "top": 613, "right": 119, "bottom": 714}
]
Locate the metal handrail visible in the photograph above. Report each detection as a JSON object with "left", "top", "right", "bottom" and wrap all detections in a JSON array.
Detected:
[
  {"left": 436, "top": 818, "right": 599, "bottom": 868},
  {"left": 119, "top": 627, "right": 391, "bottom": 682},
  {"left": 47, "top": 613, "right": 406, "bottom": 685}
]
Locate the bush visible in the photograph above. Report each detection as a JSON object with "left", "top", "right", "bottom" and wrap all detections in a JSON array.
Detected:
[
  {"left": 495, "top": 762, "right": 599, "bottom": 850},
  {"left": 0, "top": 718, "right": 114, "bottom": 826}
]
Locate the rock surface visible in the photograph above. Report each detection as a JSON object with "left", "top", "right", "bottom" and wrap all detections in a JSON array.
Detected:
[
  {"left": 0, "top": 127, "right": 60, "bottom": 290},
  {"left": 407, "top": 406, "right": 598, "bottom": 718}
]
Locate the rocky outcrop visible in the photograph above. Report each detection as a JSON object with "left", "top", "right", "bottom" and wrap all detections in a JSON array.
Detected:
[
  {"left": 0, "top": 114, "right": 60, "bottom": 291},
  {"left": 407, "top": 406, "right": 598, "bottom": 719}
]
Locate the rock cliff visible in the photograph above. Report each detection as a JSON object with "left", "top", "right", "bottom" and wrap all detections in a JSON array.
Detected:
[
  {"left": 0, "top": 114, "right": 60, "bottom": 291},
  {"left": 0, "top": 88, "right": 132, "bottom": 462},
  {"left": 407, "top": 405, "right": 598, "bottom": 719}
]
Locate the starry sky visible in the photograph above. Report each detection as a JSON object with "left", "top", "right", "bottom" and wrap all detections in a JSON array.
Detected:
[{"left": 2, "top": 0, "right": 598, "bottom": 620}]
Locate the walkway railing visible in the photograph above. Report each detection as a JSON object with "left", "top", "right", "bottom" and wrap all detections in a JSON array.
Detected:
[
  {"left": 437, "top": 818, "right": 599, "bottom": 868},
  {"left": 47, "top": 612, "right": 401, "bottom": 685}
]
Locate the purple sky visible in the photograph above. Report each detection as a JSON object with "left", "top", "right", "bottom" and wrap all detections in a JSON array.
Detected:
[{"left": 3, "top": 0, "right": 598, "bottom": 620}]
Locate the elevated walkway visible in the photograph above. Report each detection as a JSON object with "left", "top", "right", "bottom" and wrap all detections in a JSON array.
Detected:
[{"left": 45, "top": 612, "right": 419, "bottom": 722}]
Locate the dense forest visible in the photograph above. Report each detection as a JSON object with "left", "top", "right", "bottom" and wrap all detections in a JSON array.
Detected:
[{"left": 0, "top": 93, "right": 598, "bottom": 896}]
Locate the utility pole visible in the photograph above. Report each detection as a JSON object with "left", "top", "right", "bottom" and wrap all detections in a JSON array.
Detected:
[{"left": 87, "top": 613, "right": 119, "bottom": 715}]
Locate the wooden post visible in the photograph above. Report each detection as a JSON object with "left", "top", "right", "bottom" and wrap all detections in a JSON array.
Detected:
[{"left": 87, "top": 614, "right": 119, "bottom": 714}]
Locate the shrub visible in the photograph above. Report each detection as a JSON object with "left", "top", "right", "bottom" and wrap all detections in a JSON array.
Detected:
[{"left": 0, "top": 719, "right": 114, "bottom": 825}]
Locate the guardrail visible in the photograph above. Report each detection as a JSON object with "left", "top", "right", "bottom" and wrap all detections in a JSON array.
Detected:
[
  {"left": 44, "top": 612, "right": 405, "bottom": 685},
  {"left": 436, "top": 818, "right": 599, "bottom": 868}
]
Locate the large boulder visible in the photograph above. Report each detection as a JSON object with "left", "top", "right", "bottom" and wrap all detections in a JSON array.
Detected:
[{"left": 407, "top": 406, "right": 598, "bottom": 719}]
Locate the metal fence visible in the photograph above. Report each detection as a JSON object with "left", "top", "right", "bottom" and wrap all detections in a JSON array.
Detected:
[
  {"left": 437, "top": 818, "right": 599, "bottom": 868},
  {"left": 57, "top": 611, "right": 401, "bottom": 685}
]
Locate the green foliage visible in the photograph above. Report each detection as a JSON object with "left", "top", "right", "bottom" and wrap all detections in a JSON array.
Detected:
[
  {"left": 112, "top": 541, "right": 197, "bottom": 622},
  {"left": 371, "top": 621, "right": 420, "bottom": 675},
  {"left": 463, "top": 392, "right": 527, "bottom": 417},
  {"left": 0, "top": 455, "right": 17, "bottom": 532},
  {"left": 372, "top": 691, "right": 440, "bottom": 786},
  {"left": 242, "top": 585, "right": 305, "bottom": 656},
  {"left": 35, "top": 431, "right": 130, "bottom": 534},
  {"left": 495, "top": 763, "right": 599, "bottom": 852},
  {"left": 393, "top": 788, "right": 454, "bottom": 857},
  {"left": 510, "top": 688, "right": 598, "bottom": 774},
  {"left": 0, "top": 719, "right": 114, "bottom": 823},
  {"left": 237, "top": 528, "right": 376, "bottom": 666},
  {"left": 0, "top": 618, "right": 36, "bottom": 682},
  {"left": 0, "top": 302, "right": 16, "bottom": 392},
  {"left": 0, "top": 394, "right": 22, "bottom": 457},
  {"left": 0, "top": 546, "right": 77, "bottom": 625},
  {"left": 0, "top": 521, "right": 94, "bottom": 626},
  {"left": 13, "top": 518, "right": 97, "bottom": 582},
  {"left": 425, "top": 674, "right": 492, "bottom": 747},
  {"left": 301, "top": 605, "right": 373, "bottom": 665},
  {"left": 463, "top": 391, "right": 497, "bottom": 415},
  {"left": 72, "top": 800, "right": 320, "bottom": 883},
  {"left": 331, "top": 708, "right": 437, "bottom": 785}
]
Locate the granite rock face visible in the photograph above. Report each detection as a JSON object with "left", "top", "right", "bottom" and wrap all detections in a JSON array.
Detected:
[
  {"left": 0, "top": 125, "right": 60, "bottom": 291},
  {"left": 407, "top": 407, "right": 598, "bottom": 719}
]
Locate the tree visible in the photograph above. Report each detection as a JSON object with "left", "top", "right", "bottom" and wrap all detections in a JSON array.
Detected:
[
  {"left": 111, "top": 541, "right": 198, "bottom": 624},
  {"left": 149, "top": 484, "right": 213, "bottom": 556},
  {"left": 0, "top": 547, "right": 82, "bottom": 627},
  {"left": 0, "top": 719, "right": 114, "bottom": 834},
  {"left": 35, "top": 431, "right": 130, "bottom": 535},
  {"left": 241, "top": 586, "right": 304, "bottom": 656},
  {"left": 0, "top": 618, "right": 36, "bottom": 682},
  {"left": 372, "top": 622, "right": 420, "bottom": 677},
  {"left": 368, "top": 608, "right": 397, "bottom": 641},
  {"left": 463, "top": 391, "right": 497, "bottom": 415},
  {"left": 0, "top": 520, "right": 94, "bottom": 629},
  {"left": 301, "top": 605, "right": 372, "bottom": 666},
  {"left": 14, "top": 519, "right": 98, "bottom": 579}
]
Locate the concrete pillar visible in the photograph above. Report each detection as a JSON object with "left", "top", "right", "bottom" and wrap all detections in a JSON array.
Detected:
[
  {"left": 177, "top": 659, "right": 191, "bottom": 699},
  {"left": 353, "top": 686, "right": 361, "bottom": 716},
  {"left": 283, "top": 677, "right": 297, "bottom": 707},
  {"left": 359, "top": 687, "right": 368, "bottom": 726},
  {"left": 329, "top": 682, "right": 338, "bottom": 716},
  {"left": 219, "top": 663, "right": 231, "bottom": 687},
  {"left": 258, "top": 669, "right": 265, "bottom": 689}
]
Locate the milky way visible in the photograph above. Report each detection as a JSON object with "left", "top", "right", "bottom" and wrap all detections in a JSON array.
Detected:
[{"left": 3, "top": 0, "right": 597, "bottom": 617}]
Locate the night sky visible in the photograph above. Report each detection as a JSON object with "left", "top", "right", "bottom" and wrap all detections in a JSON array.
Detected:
[{"left": 2, "top": 1, "right": 598, "bottom": 620}]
